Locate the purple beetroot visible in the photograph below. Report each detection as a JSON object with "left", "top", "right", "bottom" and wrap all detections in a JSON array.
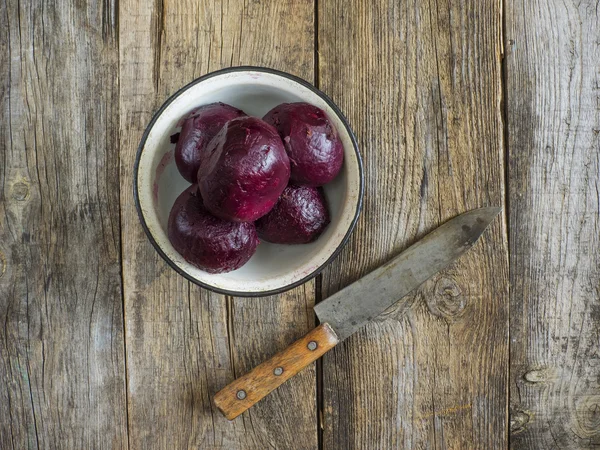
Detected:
[
  {"left": 263, "top": 102, "right": 344, "bottom": 186},
  {"left": 174, "top": 102, "right": 246, "bottom": 183},
  {"left": 256, "top": 185, "right": 330, "bottom": 244},
  {"left": 168, "top": 185, "right": 259, "bottom": 273},
  {"left": 198, "top": 116, "right": 290, "bottom": 222}
]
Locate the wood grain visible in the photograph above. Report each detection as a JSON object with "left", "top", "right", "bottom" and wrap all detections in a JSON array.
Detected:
[
  {"left": 215, "top": 323, "right": 339, "bottom": 420},
  {"left": 0, "top": 0, "right": 128, "bottom": 448},
  {"left": 318, "top": 0, "right": 509, "bottom": 448},
  {"left": 118, "top": 0, "right": 317, "bottom": 448},
  {"left": 505, "top": 1, "right": 600, "bottom": 448},
  {"left": 3, "top": 0, "right": 598, "bottom": 447}
]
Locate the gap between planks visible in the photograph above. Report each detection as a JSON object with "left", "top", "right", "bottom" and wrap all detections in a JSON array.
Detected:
[
  {"left": 499, "top": 0, "right": 512, "bottom": 446},
  {"left": 313, "top": 3, "right": 325, "bottom": 450}
]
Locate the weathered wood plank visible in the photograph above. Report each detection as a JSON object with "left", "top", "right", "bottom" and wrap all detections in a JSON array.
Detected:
[
  {"left": 318, "top": 0, "right": 508, "bottom": 448},
  {"left": 118, "top": 1, "right": 317, "bottom": 448},
  {"left": 0, "top": 1, "right": 128, "bottom": 449},
  {"left": 506, "top": 1, "right": 600, "bottom": 448}
]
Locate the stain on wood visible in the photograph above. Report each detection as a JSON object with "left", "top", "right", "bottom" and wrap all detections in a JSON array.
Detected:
[
  {"left": 119, "top": 0, "right": 317, "bottom": 448},
  {"left": 317, "top": 0, "right": 509, "bottom": 448},
  {"left": 506, "top": 0, "right": 600, "bottom": 448},
  {"left": 0, "top": 0, "right": 128, "bottom": 448}
]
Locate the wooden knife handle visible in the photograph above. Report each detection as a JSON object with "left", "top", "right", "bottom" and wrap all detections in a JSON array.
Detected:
[{"left": 214, "top": 323, "right": 339, "bottom": 420}]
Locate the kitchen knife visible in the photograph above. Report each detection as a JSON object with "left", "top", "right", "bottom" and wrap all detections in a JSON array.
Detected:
[{"left": 214, "top": 207, "right": 501, "bottom": 420}]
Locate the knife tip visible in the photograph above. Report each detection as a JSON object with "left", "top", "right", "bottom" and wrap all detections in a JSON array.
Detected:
[{"left": 477, "top": 206, "right": 503, "bottom": 217}]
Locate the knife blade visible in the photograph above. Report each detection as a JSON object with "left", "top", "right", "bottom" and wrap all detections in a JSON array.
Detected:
[
  {"left": 214, "top": 207, "right": 501, "bottom": 420},
  {"left": 314, "top": 206, "right": 501, "bottom": 340}
]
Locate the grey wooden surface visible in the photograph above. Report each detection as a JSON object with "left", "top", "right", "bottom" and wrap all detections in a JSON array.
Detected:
[
  {"left": 0, "top": 0, "right": 127, "bottom": 448},
  {"left": 318, "top": 0, "right": 509, "bottom": 448},
  {"left": 1, "top": 0, "right": 598, "bottom": 449},
  {"left": 506, "top": 0, "right": 600, "bottom": 447},
  {"left": 118, "top": 0, "right": 318, "bottom": 448}
]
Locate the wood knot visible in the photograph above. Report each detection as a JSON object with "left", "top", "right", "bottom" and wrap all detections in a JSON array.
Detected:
[
  {"left": 425, "top": 276, "right": 466, "bottom": 320},
  {"left": 574, "top": 395, "right": 600, "bottom": 438},
  {"left": 523, "top": 367, "right": 558, "bottom": 384},
  {"left": 0, "top": 251, "right": 5, "bottom": 278},
  {"left": 510, "top": 408, "right": 531, "bottom": 435},
  {"left": 10, "top": 180, "right": 30, "bottom": 201}
]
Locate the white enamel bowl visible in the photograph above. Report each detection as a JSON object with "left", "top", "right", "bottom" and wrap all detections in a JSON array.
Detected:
[{"left": 134, "top": 67, "right": 363, "bottom": 296}]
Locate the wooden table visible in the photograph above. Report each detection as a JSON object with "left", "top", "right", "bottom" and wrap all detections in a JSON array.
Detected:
[{"left": 1, "top": 1, "right": 598, "bottom": 449}]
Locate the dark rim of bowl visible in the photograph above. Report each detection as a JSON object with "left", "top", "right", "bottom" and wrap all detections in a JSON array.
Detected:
[{"left": 133, "top": 66, "right": 364, "bottom": 297}]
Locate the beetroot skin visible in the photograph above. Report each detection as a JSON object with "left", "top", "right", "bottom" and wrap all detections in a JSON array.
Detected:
[
  {"left": 263, "top": 102, "right": 344, "bottom": 186},
  {"left": 168, "top": 185, "right": 259, "bottom": 273},
  {"left": 175, "top": 102, "right": 246, "bottom": 183},
  {"left": 256, "top": 185, "right": 330, "bottom": 244},
  {"left": 198, "top": 116, "right": 291, "bottom": 222}
]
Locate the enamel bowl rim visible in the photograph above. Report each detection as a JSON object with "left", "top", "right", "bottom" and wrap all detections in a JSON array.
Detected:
[{"left": 133, "top": 66, "right": 364, "bottom": 297}]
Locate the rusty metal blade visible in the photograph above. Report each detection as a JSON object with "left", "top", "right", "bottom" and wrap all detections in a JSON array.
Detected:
[{"left": 314, "top": 207, "right": 501, "bottom": 341}]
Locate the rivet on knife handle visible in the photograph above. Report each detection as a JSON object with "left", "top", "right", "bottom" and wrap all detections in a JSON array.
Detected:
[{"left": 214, "top": 323, "right": 339, "bottom": 420}]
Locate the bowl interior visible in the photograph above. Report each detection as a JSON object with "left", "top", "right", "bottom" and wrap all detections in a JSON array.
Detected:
[{"left": 137, "top": 69, "right": 361, "bottom": 295}]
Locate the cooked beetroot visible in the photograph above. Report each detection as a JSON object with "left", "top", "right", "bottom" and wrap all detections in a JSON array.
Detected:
[
  {"left": 263, "top": 102, "right": 344, "bottom": 186},
  {"left": 198, "top": 116, "right": 290, "bottom": 222},
  {"left": 168, "top": 185, "right": 259, "bottom": 273},
  {"left": 174, "top": 102, "right": 246, "bottom": 183},
  {"left": 256, "top": 185, "right": 330, "bottom": 244}
]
